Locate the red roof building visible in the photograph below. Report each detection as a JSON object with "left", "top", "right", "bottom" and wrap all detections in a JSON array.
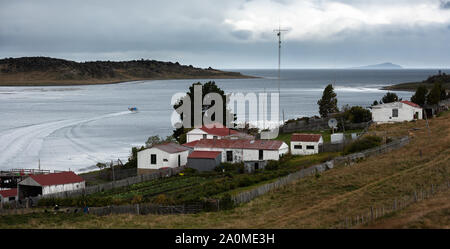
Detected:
[
  {"left": 0, "top": 188, "right": 17, "bottom": 203},
  {"left": 29, "top": 171, "right": 84, "bottom": 186},
  {"left": 291, "top": 134, "right": 323, "bottom": 142},
  {"left": 18, "top": 171, "right": 85, "bottom": 199}
]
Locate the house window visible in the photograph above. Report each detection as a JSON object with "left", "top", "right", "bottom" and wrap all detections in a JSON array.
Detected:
[
  {"left": 306, "top": 145, "right": 315, "bottom": 150},
  {"left": 8, "top": 197, "right": 15, "bottom": 201},
  {"left": 213, "top": 136, "right": 218, "bottom": 139},
  {"left": 151, "top": 154, "right": 157, "bottom": 164},
  {"left": 294, "top": 145, "right": 302, "bottom": 149},
  {"left": 226, "top": 151, "right": 233, "bottom": 162},
  {"left": 163, "top": 159, "right": 168, "bottom": 162},
  {"left": 259, "top": 150, "right": 263, "bottom": 160},
  {"left": 392, "top": 109, "right": 398, "bottom": 117},
  {"left": 203, "top": 134, "right": 207, "bottom": 139}
]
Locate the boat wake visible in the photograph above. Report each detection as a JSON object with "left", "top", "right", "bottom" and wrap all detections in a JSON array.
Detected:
[{"left": 0, "top": 111, "right": 131, "bottom": 170}]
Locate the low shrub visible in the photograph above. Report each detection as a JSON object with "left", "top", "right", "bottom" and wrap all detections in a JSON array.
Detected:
[{"left": 343, "top": 135, "right": 382, "bottom": 155}]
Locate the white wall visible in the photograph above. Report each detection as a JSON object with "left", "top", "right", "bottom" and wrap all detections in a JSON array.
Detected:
[
  {"left": 372, "top": 102, "right": 422, "bottom": 124},
  {"left": 290, "top": 138, "right": 322, "bottom": 155},
  {"left": 42, "top": 181, "right": 85, "bottom": 196},
  {"left": 138, "top": 147, "right": 189, "bottom": 169},
  {"left": 194, "top": 144, "right": 288, "bottom": 163}
]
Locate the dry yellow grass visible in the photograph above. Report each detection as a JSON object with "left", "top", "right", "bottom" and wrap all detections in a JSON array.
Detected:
[{"left": 1, "top": 112, "right": 449, "bottom": 228}]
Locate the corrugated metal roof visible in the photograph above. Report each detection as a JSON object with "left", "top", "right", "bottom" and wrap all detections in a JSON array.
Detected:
[
  {"left": 0, "top": 188, "right": 17, "bottom": 198},
  {"left": 199, "top": 126, "right": 239, "bottom": 136},
  {"left": 401, "top": 100, "right": 421, "bottom": 108},
  {"left": 29, "top": 172, "right": 84, "bottom": 186},
  {"left": 291, "top": 133, "right": 322, "bottom": 142},
  {"left": 194, "top": 139, "right": 284, "bottom": 150},
  {"left": 188, "top": 150, "right": 221, "bottom": 159},
  {"left": 152, "top": 142, "right": 190, "bottom": 153},
  {"left": 182, "top": 140, "right": 200, "bottom": 148}
]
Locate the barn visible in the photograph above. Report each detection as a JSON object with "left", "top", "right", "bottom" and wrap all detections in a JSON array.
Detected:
[
  {"left": 0, "top": 188, "right": 18, "bottom": 203},
  {"left": 187, "top": 151, "right": 222, "bottom": 172},
  {"left": 290, "top": 134, "right": 323, "bottom": 155},
  {"left": 371, "top": 100, "right": 423, "bottom": 124},
  {"left": 17, "top": 171, "right": 85, "bottom": 199},
  {"left": 137, "top": 142, "right": 191, "bottom": 175}
]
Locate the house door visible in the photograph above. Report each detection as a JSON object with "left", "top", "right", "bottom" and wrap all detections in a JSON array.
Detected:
[
  {"left": 178, "top": 155, "right": 181, "bottom": 167},
  {"left": 255, "top": 163, "right": 259, "bottom": 170}
]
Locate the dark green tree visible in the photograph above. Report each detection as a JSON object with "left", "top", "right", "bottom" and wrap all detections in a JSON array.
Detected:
[
  {"left": 426, "top": 82, "right": 445, "bottom": 105},
  {"left": 410, "top": 85, "right": 428, "bottom": 106},
  {"left": 317, "top": 84, "right": 339, "bottom": 118},
  {"left": 172, "top": 81, "right": 235, "bottom": 143},
  {"left": 381, "top": 92, "right": 399, "bottom": 103},
  {"left": 372, "top": 100, "right": 379, "bottom": 106}
]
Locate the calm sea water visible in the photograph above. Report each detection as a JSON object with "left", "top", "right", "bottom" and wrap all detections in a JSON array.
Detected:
[{"left": 0, "top": 69, "right": 447, "bottom": 172}]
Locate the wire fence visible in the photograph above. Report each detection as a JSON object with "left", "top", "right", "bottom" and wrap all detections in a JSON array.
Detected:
[{"left": 335, "top": 179, "right": 450, "bottom": 229}]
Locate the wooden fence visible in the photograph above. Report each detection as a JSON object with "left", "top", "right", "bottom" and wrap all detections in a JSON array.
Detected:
[{"left": 336, "top": 179, "right": 450, "bottom": 229}]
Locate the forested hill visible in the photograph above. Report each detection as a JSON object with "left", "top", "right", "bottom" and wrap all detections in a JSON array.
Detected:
[{"left": 0, "top": 57, "right": 252, "bottom": 86}]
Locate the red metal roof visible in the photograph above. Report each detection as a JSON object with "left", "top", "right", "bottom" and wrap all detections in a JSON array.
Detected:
[
  {"left": 29, "top": 171, "right": 84, "bottom": 186},
  {"left": 199, "top": 126, "right": 239, "bottom": 137},
  {"left": 291, "top": 133, "right": 322, "bottom": 142},
  {"left": 152, "top": 142, "right": 190, "bottom": 153},
  {"left": 188, "top": 150, "right": 222, "bottom": 159},
  {"left": 194, "top": 139, "right": 285, "bottom": 150},
  {"left": 0, "top": 188, "right": 17, "bottom": 198},
  {"left": 182, "top": 140, "right": 200, "bottom": 148},
  {"left": 401, "top": 100, "right": 421, "bottom": 108}
]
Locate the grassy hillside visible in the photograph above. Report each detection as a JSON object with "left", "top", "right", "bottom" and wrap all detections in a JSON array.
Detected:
[
  {"left": 0, "top": 57, "right": 253, "bottom": 86},
  {"left": 0, "top": 111, "right": 448, "bottom": 228}
]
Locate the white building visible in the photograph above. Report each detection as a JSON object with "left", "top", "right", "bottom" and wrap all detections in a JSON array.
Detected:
[
  {"left": 187, "top": 139, "right": 288, "bottom": 171},
  {"left": 371, "top": 101, "right": 423, "bottom": 124},
  {"left": 290, "top": 134, "right": 323, "bottom": 155},
  {"left": 0, "top": 188, "right": 17, "bottom": 203},
  {"left": 186, "top": 125, "right": 254, "bottom": 143},
  {"left": 137, "top": 142, "right": 190, "bottom": 174},
  {"left": 17, "top": 171, "right": 85, "bottom": 199}
]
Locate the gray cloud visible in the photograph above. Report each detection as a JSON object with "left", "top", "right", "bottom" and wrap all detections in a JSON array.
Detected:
[
  {"left": 0, "top": 0, "right": 449, "bottom": 68},
  {"left": 441, "top": 1, "right": 450, "bottom": 9}
]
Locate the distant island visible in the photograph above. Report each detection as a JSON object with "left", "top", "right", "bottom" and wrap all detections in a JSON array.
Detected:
[
  {"left": 382, "top": 71, "right": 450, "bottom": 91},
  {"left": 0, "top": 57, "right": 253, "bottom": 86},
  {"left": 352, "top": 62, "right": 403, "bottom": 69}
]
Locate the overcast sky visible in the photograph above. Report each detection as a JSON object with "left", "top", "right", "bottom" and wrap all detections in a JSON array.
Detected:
[{"left": 1, "top": 0, "right": 450, "bottom": 68}]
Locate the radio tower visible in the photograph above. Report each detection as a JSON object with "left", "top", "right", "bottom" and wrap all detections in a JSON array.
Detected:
[{"left": 274, "top": 25, "right": 288, "bottom": 122}]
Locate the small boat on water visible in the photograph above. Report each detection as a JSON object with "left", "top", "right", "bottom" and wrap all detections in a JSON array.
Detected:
[{"left": 128, "top": 106, "right": 138, "bottom": 112}]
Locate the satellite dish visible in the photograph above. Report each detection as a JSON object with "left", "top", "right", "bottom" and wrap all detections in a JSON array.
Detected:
[{"left": 328, "top": 118, "right": 338, "bottom": 129}]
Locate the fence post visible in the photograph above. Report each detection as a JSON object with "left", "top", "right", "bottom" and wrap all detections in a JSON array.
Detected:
[
  {"left": 370, "top": 206, "right": 374, "bottom": 221},
  {"left": 414, "top": 191, "right": 417, "bottom": 202}
]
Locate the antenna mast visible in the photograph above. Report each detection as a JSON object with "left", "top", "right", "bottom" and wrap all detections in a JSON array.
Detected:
[{"left": 274, "top": 25, "right": 288, "bottom": 122}]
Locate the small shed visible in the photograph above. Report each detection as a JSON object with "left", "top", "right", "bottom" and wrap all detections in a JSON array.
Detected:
[
  {"left": 137, "top": 142, "right": 191, "bottom": 175},
  {"left": 187, "top": 151, "right": 222, "bottom": 172},
  {"left": 0, "top": 188, "right": 18, "bottom": 203},
  {"left": 290, "top": 134, "right": 323, "bottom": 155},
  {"left": 17, "top": 171, "right": 85, "bottom": 199}
]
